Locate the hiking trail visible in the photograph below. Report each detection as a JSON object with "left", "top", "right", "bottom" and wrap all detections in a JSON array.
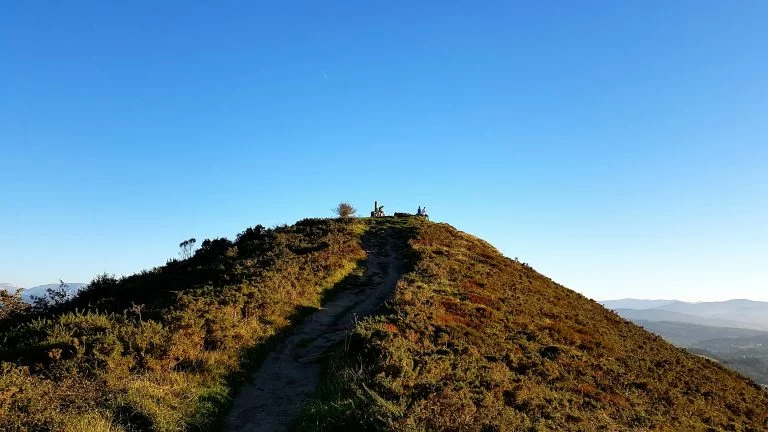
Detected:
[{"left": 226, "top": 226, "right": 406, "bottom": 432}]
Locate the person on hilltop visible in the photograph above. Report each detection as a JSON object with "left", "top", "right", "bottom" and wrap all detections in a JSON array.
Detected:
[{"left": 417, "top": 206, "right": 422, "bottom": 216}]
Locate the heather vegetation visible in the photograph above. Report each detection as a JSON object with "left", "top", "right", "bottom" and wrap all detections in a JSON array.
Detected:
[
  {"left": 0, "top": 218, "right": 366, "bottom": 431},
  {"left": 298, "top": 221, "right": 768, "bottom": 431},
  {"left": 3, "top": 216, "right": 768, "bottom": 432}
]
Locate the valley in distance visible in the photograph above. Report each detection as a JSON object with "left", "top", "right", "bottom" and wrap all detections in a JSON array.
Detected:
[{"left": 602, "top": 298, "right": 768, "bottom": 387}]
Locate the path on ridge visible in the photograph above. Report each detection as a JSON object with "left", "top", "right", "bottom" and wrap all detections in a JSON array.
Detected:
[{"left": 226, "top": 227, "right": 406, "bottom": 432}]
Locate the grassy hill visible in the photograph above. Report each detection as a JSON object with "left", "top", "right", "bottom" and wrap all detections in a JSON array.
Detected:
[
  {"left": 1, "top": 217, "right": 767, "bottom": 431},
  {"left": 298, "top": 221, "right": 768, "bottom": 431},
  {"left": 0, "top": 218, "right": 366, "bottom": 431}
]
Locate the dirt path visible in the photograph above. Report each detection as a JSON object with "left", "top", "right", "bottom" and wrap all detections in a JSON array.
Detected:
[{"left": 226, "top": 231, "right": 405, "bottom": 432}]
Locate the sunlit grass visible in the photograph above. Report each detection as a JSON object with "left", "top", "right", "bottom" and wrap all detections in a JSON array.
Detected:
[{"left": 298, "top": 220, "right": 768, "bottom": 431}]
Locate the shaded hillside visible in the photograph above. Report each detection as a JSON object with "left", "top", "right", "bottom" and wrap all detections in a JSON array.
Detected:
[
  {"left": 299, "top": 222, "right": 768, "bottom": 431},
  {"left": 0, "top": 218, "right": 369, "bottom": 431},
  {"left": 227, "top": 219, "right": 413, "bottom": 431}
]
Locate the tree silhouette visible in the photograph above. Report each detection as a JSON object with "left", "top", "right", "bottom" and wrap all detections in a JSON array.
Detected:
[
  {"left": 31, "top": 280, "right": 70, "bottom": 312},
  {"left": 0, "top": 288, "right": 28, "bottom": 320},
  {"left": 179, "top": 238, "right": 197, "bottom": 259}
]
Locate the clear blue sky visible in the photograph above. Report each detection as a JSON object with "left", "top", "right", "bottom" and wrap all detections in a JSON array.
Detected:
[{"left": 1, "top": 1, "right": 766, "bottom": 301}]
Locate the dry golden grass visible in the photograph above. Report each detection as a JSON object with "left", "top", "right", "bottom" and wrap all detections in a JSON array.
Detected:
[
  {"left": 298, "top": 219, "right": 768, "bottom": 431},
  {"left": 5, "top": 216, "right": 768, "bottom": 431}
]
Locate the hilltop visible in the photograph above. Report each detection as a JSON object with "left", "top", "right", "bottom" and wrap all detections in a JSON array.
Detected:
[
  {"left": 298, "top": 220, "right": 768, "bottom": 431},
  {"left": 0, "top": 217, "right": 766, "bottom": 431}
]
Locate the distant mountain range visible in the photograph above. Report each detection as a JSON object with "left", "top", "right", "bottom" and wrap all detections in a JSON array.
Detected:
[
  {"left": 0, "top": 282, "right": 87, "bottom": 303},
  {"left": 613, "top": 308, "right": 762, "bottom": 329},
  {"left": 632, "top": 320, "right": 767, "bottom": 347},
  {"left": 602, "top": 298, "right": 768, "bottom": 330},
  {"left": 600, "top": 299, "right": 677, "bottom": 309},
  {"left": 602, "top": 298, "right": 768, "bottom": 386},
  {"left": 0, "top": 283, "right": 21, "bottom": 293}
]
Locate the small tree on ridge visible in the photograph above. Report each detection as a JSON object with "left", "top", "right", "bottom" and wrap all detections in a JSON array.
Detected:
[
  {"left": 333, "top": 202, "right": 356, "bottom": 218},
  {"left": 179, "top": 238, "right": 197, "bottom": 259}
]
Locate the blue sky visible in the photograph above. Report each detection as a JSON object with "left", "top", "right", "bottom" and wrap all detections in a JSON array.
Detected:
[{"left": 1, "top": 1, "right": 766, "bottom": 301}]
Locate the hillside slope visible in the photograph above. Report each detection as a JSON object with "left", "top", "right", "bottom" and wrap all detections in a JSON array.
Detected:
[
  {"left": 227, "top": 221, "right": 411, "bottom": 431},
  {"left": 2, "top": 218, "right": 767, "bottom": 431},
  {"left": 0, "top": 218, "right": 368, "bottom": 431},
  {"left": 299, "top": 222, "right": 768, "bottom": 431}
]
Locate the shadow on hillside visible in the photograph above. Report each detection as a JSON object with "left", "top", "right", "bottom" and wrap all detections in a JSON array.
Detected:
[{"left": 202, "top": 218, "right": 418, "bottom": 431}]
